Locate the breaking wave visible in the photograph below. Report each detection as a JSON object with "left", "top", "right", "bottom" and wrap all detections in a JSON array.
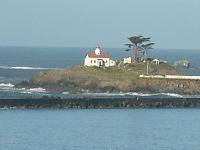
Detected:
[
  {"left": 0, "top": 83, "right": 47, "bottom": 95},
  {"left": 0, "top": 83, "right": 184, "bottom": 98},
  {"left": 20, "top": 89, "right": 47, "bottom": 94},
  {"left": 81, "top": 92, "right": 183, "bottom": 98},
  {"left": 0, "top": 83, "right": 15, "bottom": 92},
  {"left": 0, "top": 83, "right": 15, "bottom": 88},
  {"left": 28, "top": 88, "right": 47, "bottom": 93},
  {"left": 0, "top": 66, "right": 61, "bottom": 70},
  {"left": 161, "top": 93, "right": 183, "bottom": 98}
]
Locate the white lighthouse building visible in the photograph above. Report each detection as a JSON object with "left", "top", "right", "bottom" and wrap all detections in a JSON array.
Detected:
[{"left": 84, "top": 45, "right": 116, "bottom": 67}]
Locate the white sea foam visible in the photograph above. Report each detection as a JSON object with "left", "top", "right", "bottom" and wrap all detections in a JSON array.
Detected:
[
  {"left": 0, "top": 85, "right": 47, "bottom": 94},
  {"left": 82, "top": 93, "right": 126, "bottom": 96},
  {"left": 129, "top": 92, "right": 183, "bottom": 98},
  {"left": 82, "top": 92, "right": 152, "bottom": 97},
  {"left": 20, "top": 91, "right": 32, "bottom": 94},
  {"left": 0, "top": 83, "right": 15, "bottom": 92},
  {"left": 0, "top": 83, "right": 183, "bottom": 98},
  {"left": 0, "top": 66, "right": 61, "bottom": 70},
  {"left": 28, "top": 88, "right": 47, "bottom": 93},
  {"left": 161, "top": 93, "right": 183, "bottom": 98},
  {"left": 11, "top": 67, "right": 49, "bottom": 70},
  {"left": 81, "top": 92, "right": 183, "bottom": 97},
  {"left": 62, "top": 92, "right": 69, "bottom": 94},
  {"left": 19, "top": 87, "right": 47, "bottom": 94},
  {"left": 0, "top": 83, "right": 15, "bottom": 88}
]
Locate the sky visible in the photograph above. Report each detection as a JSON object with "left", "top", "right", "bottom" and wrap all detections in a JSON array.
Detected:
[{"left": 0, "top": 0, "right": 199, "bottom": 49}]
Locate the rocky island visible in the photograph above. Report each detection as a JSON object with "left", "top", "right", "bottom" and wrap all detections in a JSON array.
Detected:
[
  {"left": 15, "top": 62, "right": 200, "bottom": 95},
  {"left": 4, "top": 35, "right": 200, "bottom": 109},
  {"left": 6, "top": 61, "right": 200, "bottom": 109},
  {"left": 15, "top": 35, "right": 200, "bottom": 95},
  {"left": 1, "top": 35, "right": 197, "bottom": 109}
]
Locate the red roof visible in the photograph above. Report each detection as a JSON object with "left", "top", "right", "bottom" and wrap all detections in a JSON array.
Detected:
[{"left": 87, "top": 52, "right": 110, "bottom": 58}]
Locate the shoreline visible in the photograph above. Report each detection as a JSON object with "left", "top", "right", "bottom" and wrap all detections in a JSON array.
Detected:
[{"left": 1, "top": 97, "right": 200, "bottom": 109}]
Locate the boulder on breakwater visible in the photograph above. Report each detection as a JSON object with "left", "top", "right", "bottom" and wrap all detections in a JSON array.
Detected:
[{"left": 1, "top": 97, "right": 200, "bottom": 109}]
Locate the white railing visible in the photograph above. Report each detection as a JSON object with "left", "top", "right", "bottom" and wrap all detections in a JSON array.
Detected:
[{"left": 139, "top": 74, "right": 200, "bottom": 80}]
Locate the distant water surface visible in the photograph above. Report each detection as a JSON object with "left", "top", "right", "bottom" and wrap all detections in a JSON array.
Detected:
[{"left": 0, "top": 109, "right": 199, "bottom": 150}]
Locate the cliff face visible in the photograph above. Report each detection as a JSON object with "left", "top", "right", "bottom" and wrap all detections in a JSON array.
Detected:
[
  {"left": 15, "top": 63, "right": 200, "bottom": 95},
  {"left": 135, "top": 78, "right": 200, "bottom": 94}
]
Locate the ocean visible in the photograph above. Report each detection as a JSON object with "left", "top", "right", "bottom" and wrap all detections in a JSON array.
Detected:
[
  {"left": 0, "top": 46, "right": 200, "bottom": 99},
  {"left": 0, "top": 109, "right": 200, "bottom": 150}
]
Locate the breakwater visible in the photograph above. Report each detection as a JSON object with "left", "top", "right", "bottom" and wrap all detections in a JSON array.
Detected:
[{"left": 1, "top": 97, "right": 200, "bottom": 109}]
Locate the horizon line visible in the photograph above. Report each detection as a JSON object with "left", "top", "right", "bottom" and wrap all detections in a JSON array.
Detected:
[{"left": 0, "top": 44, "right": 199, "bottom": 51}]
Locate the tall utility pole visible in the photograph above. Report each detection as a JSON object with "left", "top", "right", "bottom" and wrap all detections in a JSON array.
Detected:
[{"left": 146, "top": 62, "right": 149, "bottom": 75}]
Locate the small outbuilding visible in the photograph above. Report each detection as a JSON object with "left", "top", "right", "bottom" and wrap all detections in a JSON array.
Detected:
[
  {"left": 152, "top": 59, "right": 160, "bottom": 65},
  {"left": 123, "top": 57, "right": 132, "bottom": 64}
]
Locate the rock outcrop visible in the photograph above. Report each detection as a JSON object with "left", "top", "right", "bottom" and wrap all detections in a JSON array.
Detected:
[{"left": 135, "top": 78, "right": 200, "bottom": 94}]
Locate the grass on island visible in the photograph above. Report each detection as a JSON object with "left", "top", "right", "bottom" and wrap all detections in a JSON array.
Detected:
[{"left": 25, "top": 62, "right": 180, "bottom": 93}]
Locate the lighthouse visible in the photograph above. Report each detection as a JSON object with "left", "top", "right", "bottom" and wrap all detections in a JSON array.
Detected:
[
  {"left": 95, "top": 44, "right": 101, "bottom": 55},
  {"left": 84, "top": 44, "right": 116, "bottom": 67}
]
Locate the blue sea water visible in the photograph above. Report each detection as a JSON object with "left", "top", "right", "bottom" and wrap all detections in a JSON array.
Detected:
[
  {"left": 0, "top": 46, "right": 200, "bottom": 98},
  {"left": 0, "top": 109, "right": 200, "bottom": 150}
]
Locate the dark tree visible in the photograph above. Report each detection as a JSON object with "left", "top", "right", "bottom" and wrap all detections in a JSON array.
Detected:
[
  {"left": 141, "top": 42, "right": 154, "bottom": 60},
  {"left": 125, "top": 35, "right": 154, "bottom": 62}
]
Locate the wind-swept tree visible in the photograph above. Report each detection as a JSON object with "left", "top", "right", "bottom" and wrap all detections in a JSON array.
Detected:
[
  {"left": 125, "top": 35, "right": 154, "bottom": 62},
  {"left": 141, "top": 42, "right": 154, "bottom": 60}
]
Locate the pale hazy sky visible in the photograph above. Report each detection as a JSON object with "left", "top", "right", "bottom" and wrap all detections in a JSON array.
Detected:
[{"left": 0, "top": 0, "right": 199, "bottom": 49}]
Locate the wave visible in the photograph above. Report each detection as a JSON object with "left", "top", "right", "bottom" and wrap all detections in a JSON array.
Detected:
[
  {"left": 0, "top": 83, "right": 15, "bottom": 92},
  {"left": 0, "top": 83, "right": 15, "bottom": 88},
  {"left": 161, "top": 93, "right": 183, "bottom": 98},
  {"left": 62, "top": 92, "right": 69, "bottom": 95},
  {"left": 20, "top": 91, "right": 32, "bottom": 94},
  {"left": 19, "top": 88, "right": 47, "bottom": 94},
  {"left": 128, "top": 92, "right": 182, "bottom": 98},
  {"left": 0, "top": 66, "right": 62, "bottom": 70},
  {"left": 0, "top": 83, "right": 47, "bottom": 94},
  {"left": 80, "top": 92, "right": 183, "bottom": 98},
  {"left": 28, "top": 88, "right": 47, "bottom": 93},
  {"left": 0, "top": 84, "right": 183, "bottom": 98},
  {"left": 81, "top": 92, "right": 153, "bottom": 97}
]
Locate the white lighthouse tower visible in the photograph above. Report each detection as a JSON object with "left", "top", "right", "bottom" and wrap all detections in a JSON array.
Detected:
[{"left": 95, "top": 44, "right": 101, "bottom": 55}]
